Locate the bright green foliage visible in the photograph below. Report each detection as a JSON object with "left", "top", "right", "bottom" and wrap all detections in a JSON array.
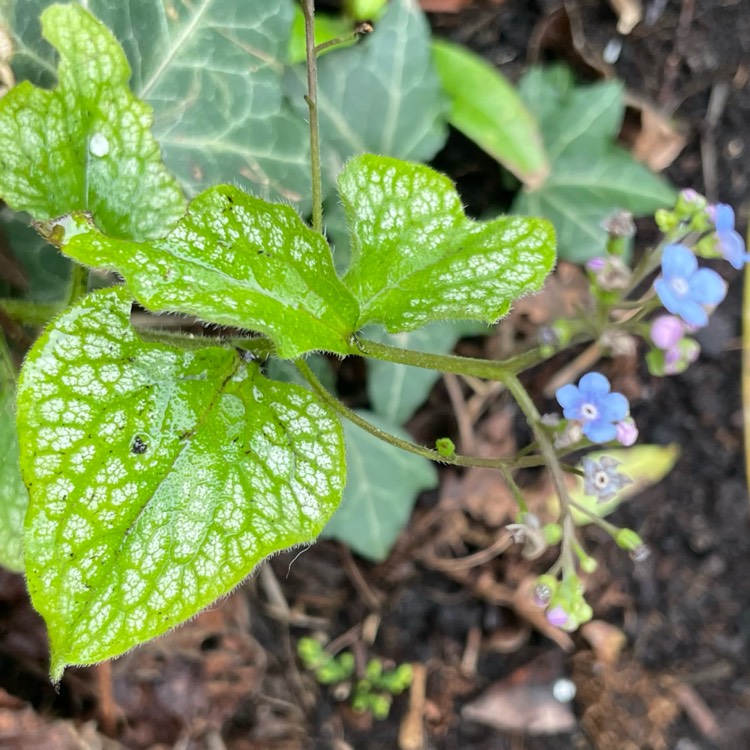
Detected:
[
  {"left": 341, "top": 155, "right": 556, "bottom": 331},
  {"left": 323, "top": 410, "right": 437, "bottom": 561},
  {"left": 0, "top": 335, "right": 26, "bottom": 572},
  {"left": 366, "top": 322, "right": 486, "bottom": 424},
  {"left": 17, "top": 287, "right": 346, "bottom": 678},
  {"left": 515, "top": 66, "right": 675, "bottom": 262},
  {"left": 298, "top": 636, "right": 355, "bottom": 684},
  {"left": 0, "top": 4, "right": 185, "bottom": 240},
  {"left": 431, "top": 39, "right": 549, "bottom": 188},
  {"left": 45, "top": 186, "right": 361, "bottom": 359},
  {"left": 345, "top": 0, "right": 390, "bottom": 20},
  {"left": 286, "top": 0, "right": 448, "bottom": 191},
  {"left": 5, "top": 0, "right": 312, "bottom": 205}
]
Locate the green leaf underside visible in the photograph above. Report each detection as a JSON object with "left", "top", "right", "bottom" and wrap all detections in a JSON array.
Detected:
[
  {"left": 17, "top": 286, "right": 346, "bottom": 676},
  {"left": 0, "top": 335, "right": 27, "bottom": 572},
  {"left": 0, "top": 4, "right": 185, "bottom": 240},
  {"left": 52, "top": 185, "right": 360, "bottom": 359},
  {"left": 340, "top": 155, "right": 556, "bottom": 331},
  {"left": 322, "top": 410, "right": 437, "bottom": 562},
  {"left": 6, "top": 0, "right": 312, "bottom": 206},
  {"left": 516, "top": 66, "right": 675, "bottom": 262},
  {"left": 286, "top": 0, "right": 448, "bottom": 190},
  {"left": 431, "top": 39, "right": 549, "bottom": 187}
]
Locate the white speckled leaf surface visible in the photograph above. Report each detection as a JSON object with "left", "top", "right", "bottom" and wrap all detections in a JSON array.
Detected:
[
  {"left": 52, "top": 185, "right": 360, "bottom": 359},
  {"left": 340, "top": 155, "right": 557, "bottom": 331},
  {"left": 17, "top": 287, "right": 346, "bottom": 678}
]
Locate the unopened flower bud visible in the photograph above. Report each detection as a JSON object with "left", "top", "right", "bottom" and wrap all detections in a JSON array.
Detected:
[
  {"left": 615, "top": 528, "right": 644, "bottom": 552},
  {"left": 435, "top": 437, "right": 456, "bottom": 458},
  {"left": 542, "top": 523, "right": 562, "bottom": 544},
  {"left": 650, "top": 315, "right": 685, "bottom": 350},
  {"left": 546, "top": 606, "right": 569, "bottom": 629},
  {"left": 615, "top": 418, "right": 638, "bottom": 447}
]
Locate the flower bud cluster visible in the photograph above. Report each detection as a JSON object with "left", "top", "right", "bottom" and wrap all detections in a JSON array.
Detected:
[{"left": 533, "top": 572, "right": 593, "bottom": 631}]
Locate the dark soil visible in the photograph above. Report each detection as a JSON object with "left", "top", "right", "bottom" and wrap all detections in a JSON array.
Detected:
[{"left": 1, "top": 1, "right": 749, "bottom": 749}]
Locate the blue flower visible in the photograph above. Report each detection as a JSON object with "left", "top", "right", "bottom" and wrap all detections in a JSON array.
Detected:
[
  {"left": 582, "top": 455, "right": 632, "bottom": 502},
  {"left": 713, "top": 204, "right": 749, "bottom": 269},
  {"left": 555, "top": 373, "right": 629, "bottom": 443},
  {"left": 654, "top": 244, "right": 726, "bottom": 327}
]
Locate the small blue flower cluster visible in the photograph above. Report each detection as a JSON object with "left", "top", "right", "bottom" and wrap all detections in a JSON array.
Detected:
[{"left": 654, "top": 198, "right": 746, "bottom": 327}]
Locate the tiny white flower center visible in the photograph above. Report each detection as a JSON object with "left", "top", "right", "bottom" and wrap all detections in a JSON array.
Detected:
[
  {"left": 670, "top": 276, "right": 689, "bottom": 297},
  {"left": 594, "top": 471, "right": 609, "bottom": 489},
  {"left": 581, "top": 403, "right": 598, "bottom": 420}
]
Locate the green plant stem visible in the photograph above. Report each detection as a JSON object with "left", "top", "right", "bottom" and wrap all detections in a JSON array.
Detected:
[
  {"left": 66, "top": 265, "right": 89, "bottom": 307},
  {"left": 296, "top": 358, "right": 557, "bottom": 471},
  {"left": 302, "top": 0, "right": 324, "bottom": 235},
  {"left": 314, "top": 21, "right": 373, "bottom": 55},
  {"left": 567, "top": 497, "right": 620, "bottom": 537},
  {"left": 354, "top": 336, "right": 545, "bottom": 380}
]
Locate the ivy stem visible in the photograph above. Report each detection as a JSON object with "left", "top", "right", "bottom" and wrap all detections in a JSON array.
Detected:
[
  {"left": 302, "top": 0, "right": 324, "bottom": 235},
  {"left": 295, "top": 358, "right": 561, "bottom": 471}
]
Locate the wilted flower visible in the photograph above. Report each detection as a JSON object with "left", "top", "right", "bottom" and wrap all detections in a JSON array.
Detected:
[
  {"left": 582, "top": 455, "right": 633, "bottom": 502},
  {"left": 506, "top": 513, "right": 547, "bottom": 560},
  {"left": 556, "top": 373, "right": 630, "bottom": 443},
  {"left": 654, "top": 244, "right": 726, "bottom": 327}
]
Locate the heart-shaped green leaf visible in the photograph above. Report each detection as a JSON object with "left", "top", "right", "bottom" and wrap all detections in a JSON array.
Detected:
[
  {"left": 0, "top": 4, "right": 185, "bottom": 239},
  {"left": 17, "top": 286, "right": 346, "bottom": 678},
  {"left": 340, "top": 155, "right": 556, "bottom": 331},
  {"left": 44, "top": 185, "right": 361, "bottom": 359}
]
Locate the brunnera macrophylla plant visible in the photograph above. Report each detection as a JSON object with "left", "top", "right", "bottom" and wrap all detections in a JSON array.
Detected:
[{"left": 0, "top": 2, "right": 742, "bottom": 677}]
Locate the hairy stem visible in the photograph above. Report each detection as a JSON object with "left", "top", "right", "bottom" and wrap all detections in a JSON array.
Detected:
[
  {"left": 296, "top": 358, "right": 557, "bottom": 471},
  {"left": 302, "top": 0, "right": 323, "bottom": 235}
]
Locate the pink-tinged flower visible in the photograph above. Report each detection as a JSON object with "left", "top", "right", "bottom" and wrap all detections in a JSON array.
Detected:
[
  {"left": 546, "top": 606, "right": 569, "bottom": 628},
  {"left": 616, "top": 418, "right": 638, "bottom": 447},
  {"left": 650, "top": 315, "right": 685, "bottom": 350}
]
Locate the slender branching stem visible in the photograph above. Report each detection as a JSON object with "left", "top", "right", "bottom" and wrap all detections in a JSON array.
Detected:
[
  {"left": 302, "top": 0, "right": 324, "bottom": 235},
  {"left": 314, "top": 22, "right": 373, "bottom": 55},
  {"left": 296, "top": 358, "right": 563, "bottom": 471}
]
